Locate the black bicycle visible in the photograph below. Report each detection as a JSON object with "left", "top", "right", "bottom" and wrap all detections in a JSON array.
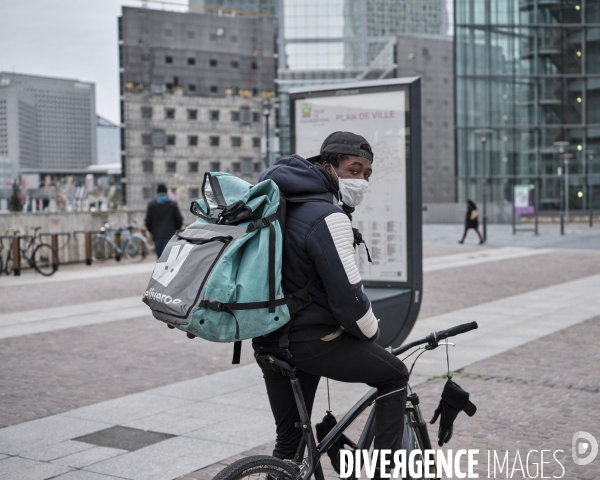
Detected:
[
  {"left": 214, "top": 321, "right": 479, "bottom": 480},
  {"left": 2, "top": 226, "right": 59, "bottom": 276}
]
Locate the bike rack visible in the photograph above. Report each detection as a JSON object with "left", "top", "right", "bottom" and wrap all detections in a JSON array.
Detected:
[
  {"left": 73, "top": 230, "right": 103, "bottom": 266},
  {"left": 39, "top": 232, "right": 71, "bottom": 269},
  {"left": 1, "top": 234, "right": 30, "bottom": 276}
]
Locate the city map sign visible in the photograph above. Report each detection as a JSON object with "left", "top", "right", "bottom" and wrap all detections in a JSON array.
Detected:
[{"left": 290, "top": 78, "right": 422, "bottom": 346}]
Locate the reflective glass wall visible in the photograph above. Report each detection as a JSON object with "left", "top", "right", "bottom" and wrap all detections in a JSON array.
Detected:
[{"left": 455, "top": 0, "right": 600, "bottom": 211}]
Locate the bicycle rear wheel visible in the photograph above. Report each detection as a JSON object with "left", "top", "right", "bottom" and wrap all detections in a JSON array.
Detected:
[
  {"left": 5, "top": 250, "right": 13, "bottom": 275},
  {"left": 214, "top": 455, "right": 299, "bottom": 480},
  {"left": 33, "top": 243, "right": 58, "bottom": 276},
  {"left": 92, "top": 236, "right": 112, "bottom": 262},
  {"left": 124, "top": 235, "right": 147, "bottom": 263}
]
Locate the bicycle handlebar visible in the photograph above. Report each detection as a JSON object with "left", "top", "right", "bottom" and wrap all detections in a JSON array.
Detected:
[{"left": 391, "top": 321, "right": 478, "bottom": 356}]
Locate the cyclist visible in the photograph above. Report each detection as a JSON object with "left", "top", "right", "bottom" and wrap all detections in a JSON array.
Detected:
[
  {"left": 253, "top": 132, "right": 409, "bottom": 475},
  {"left": 144, "top": 183, "right": 183, "bottom": 257}
]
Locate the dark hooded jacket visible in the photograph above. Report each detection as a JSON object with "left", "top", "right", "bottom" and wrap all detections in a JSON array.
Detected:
[{"left": 259, "top": 155, "right": 378, "bottom": 343}]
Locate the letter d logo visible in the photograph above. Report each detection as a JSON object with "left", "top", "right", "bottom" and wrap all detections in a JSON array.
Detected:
[
  {"left": 573, "top": 431, "right": 598, "bottom": 466},
  {"left": 152, "top": 244, "right": 193, "bottom": 287}
]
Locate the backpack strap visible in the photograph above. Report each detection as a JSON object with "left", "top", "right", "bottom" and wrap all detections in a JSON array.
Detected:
[{"left": 285, "top": 192, "right": 335, "bottom": 204}]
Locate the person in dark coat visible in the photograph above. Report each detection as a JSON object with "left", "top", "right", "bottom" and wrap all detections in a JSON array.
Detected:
[
  {"left": 144, "top": 184, "right": 183, "bottom": 257},
  {"left": 459, "top": 199, "right": 484, "bottom": 244}
]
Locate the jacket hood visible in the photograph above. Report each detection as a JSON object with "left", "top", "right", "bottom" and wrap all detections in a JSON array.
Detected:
[{"left": 259, "top": 155, "right": 332, "bottom": 197}]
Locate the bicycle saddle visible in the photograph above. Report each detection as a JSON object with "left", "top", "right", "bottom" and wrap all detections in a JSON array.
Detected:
[{"left": 255, "top": 353, "right": 296, "bottom": 376}]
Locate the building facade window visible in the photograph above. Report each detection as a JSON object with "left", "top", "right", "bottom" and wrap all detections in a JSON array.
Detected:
[
  {"left": 254, "top": 162, "right": 261, "bottom": 172},
  {"left": 141, "top": 107, "right": 152, "bottom": 119},
  {"left": 152, "top": 131, "right": 166, "bottom": 148},
  {"left": 164, "top": 29, "right": 172, "bottom": 37},
  {"left": 189, "top": 161, "right": 199, "bottom": 172},
  {"left": 187, "top": 58, "right": 196, "bottom": 65},
  {"left": 231, "top": 60, "right": 239, "bottom": 68},
  {"left": 210, "top": 136, "right": 220, "bottom": 146},
  {"left": 231, "top": 137, "right": 242, "bottom": 147},
  {"left": 188, "top": 84, "right": 196, "bottom": 92},
  {"left": 166, "top": 135, "right": 176, "bottom": 145},
  {"left": 210, "top": 85, "right": 218, "bottom": 93},
  {"left": 231, "top": 111, "right": 240, "bottom": 122},
  {"left": 142, "top": 160, "right": 153, "bottom": 172},
  {"left": 166, "top": 161, "right": 177, "bottom": 172},
  {"left": 142, "top": 134, "right": 152, "bottom": 145},
  {"left": 241, "top": 157, "right": 253, "bottom": 175},
  {"left": 252, "top": 137, "right": 261, "bottom": 148},
  {"left": 188, "top": 135, "right": 198, "bottom": 146},
  {"left": 165, "top": 56, "right": 173, "bottom": 64},
  {"left": 210, "top": 110, "right": 220, "bottom": 121},
  {"left": 165, "top": 108, "right": 175, "bottom": 119},
  {"left": 231, "top": 162, "right": 241, "bottom": 172},
  {"left": 189, "top": 187, "right": 200, "bottom": 198},
  {"left": 240, "top": 106, "right": 251, "bottom": 125},
  {"left": 209, "top": 59, "right": 218, "bottom": 67},
  {"left": 187, "top": 31, "right": 195, "bottom": 39},
  {"left": 188, "top": 109, "right": 198, "bottom": 120},
  {"left": 252, "top": 111, "right": 260, "bottom": 122},
  {"left": 143, "top": 187, "right": 152, "bottom": 199},
  {"left": 210, "top": 161, "right": 220, "bottom": 171}
]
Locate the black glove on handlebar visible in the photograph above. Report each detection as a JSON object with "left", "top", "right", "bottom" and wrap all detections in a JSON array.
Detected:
[{"left": 430, "top": 378, "right": 477, "bottom": 447}]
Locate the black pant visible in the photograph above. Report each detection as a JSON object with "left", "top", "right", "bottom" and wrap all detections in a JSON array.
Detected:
[
  {"left": 154, "top": 238, "right": 169, "bottom": 258},
  {"left": 253, "top": 331, "right": 409, "bottom": 460}
]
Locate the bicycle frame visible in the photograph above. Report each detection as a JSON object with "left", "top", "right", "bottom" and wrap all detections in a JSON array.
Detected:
[{"left": 263, "top": 323, "right": 478, "bottom": 480}]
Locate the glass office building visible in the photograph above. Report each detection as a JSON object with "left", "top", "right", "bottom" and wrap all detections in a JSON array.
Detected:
[{"left": 455, "top": 0, "right": 600, "bottom": 212}]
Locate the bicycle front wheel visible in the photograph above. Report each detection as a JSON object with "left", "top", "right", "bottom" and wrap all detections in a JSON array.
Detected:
[
  {"left": 92, "top": 236, "right": 112, "bottom": 262},
  {"left": 33, "top": 244, "right": 58, "bottom": 276},
  {"left": 124, "top": 235, "right": 148, "bottom": 263},
  {"left": 214, "top": 455, "right": 299, "bottom": 480}
]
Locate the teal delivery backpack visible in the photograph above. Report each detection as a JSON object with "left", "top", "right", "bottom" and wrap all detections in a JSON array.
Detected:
[{"left": 143, "top": 172, "right": 317, "bottom": 363}]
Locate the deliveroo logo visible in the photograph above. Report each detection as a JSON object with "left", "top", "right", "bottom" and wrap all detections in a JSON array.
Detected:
[{"left": 152, "top": 244, "right": 194, "bottom": 287}]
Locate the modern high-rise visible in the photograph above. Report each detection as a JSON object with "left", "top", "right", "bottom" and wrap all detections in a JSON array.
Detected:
[
  {"left": 455, "top": 0, "right": 600, "bottom": 212},
  {"left": 190, "top": 0, "right": 454, "bottom": 203},
  {"left": 96, "top": 116, "right": 120, "bottom": 165},
  {"left": 0, "top": 72, "right": 97, "bottom": 185}
]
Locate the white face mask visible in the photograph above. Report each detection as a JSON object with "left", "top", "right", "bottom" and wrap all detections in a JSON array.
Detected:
[{"left": 330, "top": 166, "right": 369, "bottom": 207}]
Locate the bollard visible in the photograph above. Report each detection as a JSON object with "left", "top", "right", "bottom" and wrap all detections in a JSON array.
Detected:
[
  {"left": 114, "top": 231, "right": 121, "bottom": 262},
  {"left": 51, "top": 234, "right": 59, "bottom": 270},
  {"left": 12, "top": 236, "right": 21, "bottom": 276},
  {"left": 85, "top": 232, "right": 92, "bottom": 266}
]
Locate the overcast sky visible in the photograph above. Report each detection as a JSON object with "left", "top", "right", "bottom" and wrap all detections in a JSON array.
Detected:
[{"left": 0, "top": 0, "right": 187, "bottom": 125}]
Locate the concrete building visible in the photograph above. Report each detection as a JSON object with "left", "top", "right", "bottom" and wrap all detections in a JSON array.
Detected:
[
  {"left": 396, "top": 36, "right": 455, "bottom": 203},
  {"left": 119, "top": 6, "right": 276, "bottom": 209},
  {"left": 96, "top": 116, "right": 120, "bottom": 165},
  {"left": 0, "top": 73, "right": 96, "bottom": 189}
]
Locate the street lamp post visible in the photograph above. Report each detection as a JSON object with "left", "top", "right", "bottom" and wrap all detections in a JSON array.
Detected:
[
  {"left": 588, "top": 150, "right": 596, "bottom": 227},
  {"left": 262, "top": 101, "right": 272, "bottom": 168},
  {"left": 474, "top": 129, "right": 493, "bottom": 242},
  {"left": 554, "top": 141, "right": 569, "bottom": 235}
]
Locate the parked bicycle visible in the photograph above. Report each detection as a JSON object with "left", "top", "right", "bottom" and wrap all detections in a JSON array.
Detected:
[
  {"left": 91, "top": 223, "right": 151, "bottom": 263},
  {"left": 215, "top": 321, "right": 479, "bottom": 480},
  {"left": 1, "top": 227, "right": 59, "bottom": 276}
]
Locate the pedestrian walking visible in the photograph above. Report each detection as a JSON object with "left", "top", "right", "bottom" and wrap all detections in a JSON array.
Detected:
[
  {"left": 459, "top": 199, "right": 484, "bottom": 244},
  {"left": 144, "top": 183, "right": 183, "bottom": 257}
]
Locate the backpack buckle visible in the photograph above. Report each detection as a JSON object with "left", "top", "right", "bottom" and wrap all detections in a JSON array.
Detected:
[{"left": 201, "top": 300, "right": 225, "bottom": 312}]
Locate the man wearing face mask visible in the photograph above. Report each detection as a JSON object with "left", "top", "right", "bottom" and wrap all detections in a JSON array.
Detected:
[{"left": 253, "top": 131, "right": 409, "bottom": 472}]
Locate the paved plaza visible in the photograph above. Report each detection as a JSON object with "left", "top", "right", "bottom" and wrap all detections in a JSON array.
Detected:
[{"left": 0, "top": 224, "right": 599, "bottom": 479}]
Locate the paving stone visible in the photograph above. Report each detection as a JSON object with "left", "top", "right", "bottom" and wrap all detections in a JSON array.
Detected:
[
  {"left": 61, "top": 393, "right": 193, "bottom": 425},
  {"left": 20, "top": 440, "right": 93, "bottom": 462},
  {"left": 122, "top": 413, "right": 215, "bottom": 436},
  {"left": 184, "top": 409, "right": 275, "bottom": 447},
  {"left": 52, "top": 471, "right": 125, "bottom": 480},
  {"left": 0, "top": 456, "right": 71, "bottom": 480},
  {"left": 75, "top": 426, "right": 174, "bottom": 451},
  {"left": 53, "top": 445, "right": 128, "bottom": 468},
  {"left": 0, "top": 416, "right": 108, "bottom": 456},
  {"left": 85, "top": 436, "right": 249, "bottom": 480}
]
